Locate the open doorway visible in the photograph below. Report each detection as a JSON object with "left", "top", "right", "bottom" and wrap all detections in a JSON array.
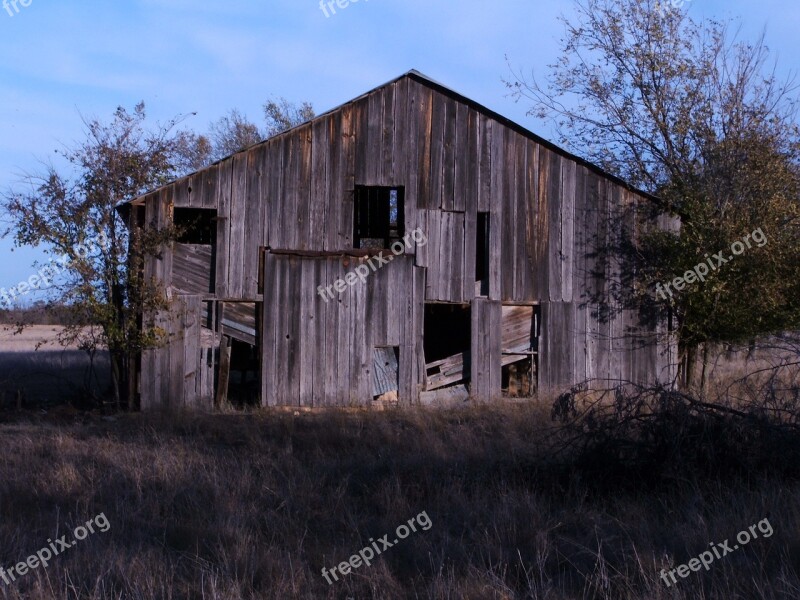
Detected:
[
  {"left": 423, "top": 303, "right": 471, "bottom": 390},
  {"left": 213, "top": 302, "right": 261, "bottom": 409},
  {"left": 500, "top": 305, "right": 540, "bottom": 397},
  {"left": 227, "top": 338, "right": 261, "bottom": 407}
]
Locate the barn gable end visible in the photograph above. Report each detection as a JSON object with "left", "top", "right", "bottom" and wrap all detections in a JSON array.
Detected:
[{"left": 122, "top": 71, "right": 676, "bottom": 410}]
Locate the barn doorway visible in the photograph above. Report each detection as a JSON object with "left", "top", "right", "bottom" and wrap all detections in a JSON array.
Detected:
[
  {"left": 227, "top": 338, "right": 261, "bottom": 407},
  {"left": 500, "top": 305, "right": 540, "bottom": 397},
  {"left": 212, "top": 302, "right": 262, "bottom": 409},
  {"left": 423, "top": 303, "right": 471, "bottom": 391}
]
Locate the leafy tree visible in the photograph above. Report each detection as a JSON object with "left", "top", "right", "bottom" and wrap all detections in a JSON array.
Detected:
[
  {"left": 188, "top": 99, "right": 316, "bottom": 166},
  {"left": 208, "top": 109, "right": 263, "bottom": 162},
  {"left": 507, "top": 0, "right": 800, "bottom": 389},
  {"left": 2, "top": 94, "right": 316, "bottom": 408},
  {"left": 173, "top": 130, "right": 213, "bottom": 174},
  {"left": 263, "top": 97, "right": 315, "bottom": 138},
  {"left": 2, "top": 103, "right": 189, "bottom": 407}
]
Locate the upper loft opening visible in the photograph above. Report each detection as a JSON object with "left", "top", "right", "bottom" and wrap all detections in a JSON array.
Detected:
[
  {"left": 174, "top": 208, "right": 217, "bottom": 245},
  {"left": 353, "top": 186, "right": 405, "bottom": 250}
]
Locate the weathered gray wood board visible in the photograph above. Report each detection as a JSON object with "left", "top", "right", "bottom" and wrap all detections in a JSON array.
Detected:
[
  {"left": 540, "top": 302, "right": 578, "bottom": 391},
  {"left": 172, "top": 244, "right": 213, "bottom": 295},
  {"left": 501, "top": 305, "right": 537, "bottom": 361},
  {"left": 426, "top": 352, "right": 468, "bottom": 391},
  {"left": 470, "top": 298, "right": 501, "bottom": 400},
  {"left": 220, "top": 302, "right": 258, "bottom": 346},
  {"left": 372, "top": 347, "right": 399, "bottom": 396},
  {"left": 140, "top": 294, "right": 205, "bottom": 410}
]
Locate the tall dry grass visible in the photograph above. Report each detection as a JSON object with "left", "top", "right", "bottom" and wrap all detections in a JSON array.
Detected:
[{"left": 0, "top": 396, "right": 797, "bottom": 599}]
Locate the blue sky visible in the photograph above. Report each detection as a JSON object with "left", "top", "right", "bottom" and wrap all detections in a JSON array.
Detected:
[{"left": 0, "top": 0, "right": 797, "bottom": 303}]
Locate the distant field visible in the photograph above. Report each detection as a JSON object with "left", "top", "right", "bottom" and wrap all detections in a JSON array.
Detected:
[
  {"left": 0, "top": 325, "right": 110, "bottom": 408},
  {"left": 0, "top": 325, "right": 85, "bottom": 352}
]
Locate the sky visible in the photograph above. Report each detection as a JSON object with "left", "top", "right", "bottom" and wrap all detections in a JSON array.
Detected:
[{"left": 0, "top": 0, "right": 797, "bottom": 304}]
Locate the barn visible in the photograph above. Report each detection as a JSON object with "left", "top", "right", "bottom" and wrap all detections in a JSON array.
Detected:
[{"left": 120, "top": 70, "right": 676, "bottom": 410}]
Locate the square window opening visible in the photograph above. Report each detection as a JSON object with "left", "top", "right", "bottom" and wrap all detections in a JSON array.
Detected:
[
  {"left": 353, "top": 186, "right": 405, "bottom": 250},
  {"left": 174, "top": 208, "right": 217, "bottom": 245}
]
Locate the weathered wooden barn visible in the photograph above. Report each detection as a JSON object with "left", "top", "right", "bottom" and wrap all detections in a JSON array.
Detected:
[{"left": 121, "top": 70, "right": 675, "bottom": 410}]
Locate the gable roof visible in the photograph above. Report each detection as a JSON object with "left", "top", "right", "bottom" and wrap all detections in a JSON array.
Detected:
[{"left": 125, "top": 70, "right": 657, "bottom": 206}]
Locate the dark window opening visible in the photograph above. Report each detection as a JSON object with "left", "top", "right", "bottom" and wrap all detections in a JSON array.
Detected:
[
  {"left": 423, "top": 303, "right": 471, "bottom": 390},
  {"left": 353, "top": 186, "right": 405, "bottom": 250},
  {"left": 174, "top": 208, "right": 217, "bottom": 245},
  {"left": 476, "top": 212, "right": 490, "bottom": 295},
  {"left": 135, "top": 205, "right": 146, "bottom": 228}
]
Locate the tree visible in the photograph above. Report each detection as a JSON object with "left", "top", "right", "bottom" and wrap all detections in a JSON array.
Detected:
[
  {"left": 2, "top": 94, "right": 316, "bottom": 408},
  {"left": 507, "top": 0, "right": 800, "bottom": 389},
  {"left": 2, "top": 103, "right": 190, "bottom": 407},
  {"left": 264, "top": 97, "right": 315, "bottom": 138},
  {"left": 173, "top": 130, "right": 213, "bottom": 174},
  {"left": 207, "top": 109, "right": 262, "bottom": 162},
  {"left": 196, "top": 99, "right": 315, "bottom": 165}
]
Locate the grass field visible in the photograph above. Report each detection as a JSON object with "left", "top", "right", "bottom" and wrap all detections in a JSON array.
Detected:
[
  {"left": 0, "top": 401, "right": 797, "bottom": 600},
  {"left": 0, "top": 326, "right": 110, "bottom": 408},
  {"left": 0, "top": 329, "right": 798, "bottom": 598}
]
